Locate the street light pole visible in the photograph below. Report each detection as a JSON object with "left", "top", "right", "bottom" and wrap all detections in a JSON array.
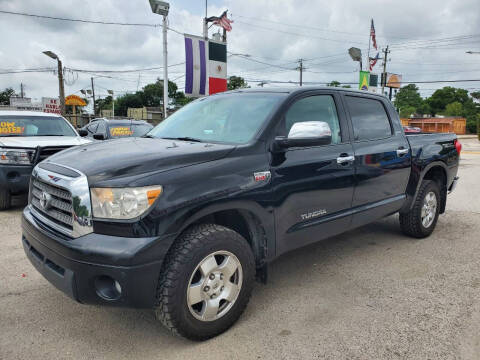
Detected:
[
  {"left": 43, "top": 51, "right": 65, "bottom": 115},
  {"left": 149, "top": 1, "right": 170, "bottom": 120}
]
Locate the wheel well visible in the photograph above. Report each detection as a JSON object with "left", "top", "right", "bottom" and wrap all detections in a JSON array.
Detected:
[
  {"left": 422, "top": 166, "right": 447, "bottom": 213},
  {"left": 191, "top": 209, "right": 267, "bottom": 266}
]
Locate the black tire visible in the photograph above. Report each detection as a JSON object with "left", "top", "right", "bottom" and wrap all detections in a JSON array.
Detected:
[
  {"left": 155, "top": 224, "right": 255, "bottom": 341},
  {"left": 399, "top": 180, "right": 440, "bottom": 238},
  {"left": 0, "top": 189, "right": 11, "bottom": 211}
]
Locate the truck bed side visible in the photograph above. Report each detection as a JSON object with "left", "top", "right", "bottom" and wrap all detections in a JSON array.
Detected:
[{"left": 402, "top": 132, "right": 459, "bottom": 213}]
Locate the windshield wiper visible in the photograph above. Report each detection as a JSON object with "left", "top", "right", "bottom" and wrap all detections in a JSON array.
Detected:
[
  {"left": 161, "top": 136, "right": 203, "bottom": 143},
  {"left": 142, "top": 134, "right": 156, "bottom": 138}
]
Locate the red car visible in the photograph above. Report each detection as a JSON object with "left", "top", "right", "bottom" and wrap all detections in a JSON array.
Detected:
[{"left": 403, "top": 126, "right": 422, "bottom": 133}]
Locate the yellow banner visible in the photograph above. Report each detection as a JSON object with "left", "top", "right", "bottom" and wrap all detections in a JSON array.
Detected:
[
  {"left": 0, "top": 121, "right": 25, "bottom": 135},
  {"left": 110, "top": 127, "right": 133, "bottom": 137}
]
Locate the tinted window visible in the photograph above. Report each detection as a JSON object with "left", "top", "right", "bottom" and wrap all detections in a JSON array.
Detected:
[
  {"left": 284, "top": 95, "right": 341, "bottom": 144},
  {"left": 96, "top": 121, "right": 106, "bottom": 135},
  {"left": 86, "top": 122, "right": 98, "bottom": 136},
  {"left": 345, "top": 96, "right": 392, "bottom": 141}
]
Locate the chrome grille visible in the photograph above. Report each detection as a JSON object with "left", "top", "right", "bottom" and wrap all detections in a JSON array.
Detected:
[{"left": 31, "top": 178, "right": 73, "bottom": 231}]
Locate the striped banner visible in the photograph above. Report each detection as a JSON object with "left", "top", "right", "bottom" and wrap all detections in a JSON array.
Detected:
[{"left": 184, "top": 34, "right": 208, "bottom": 97}]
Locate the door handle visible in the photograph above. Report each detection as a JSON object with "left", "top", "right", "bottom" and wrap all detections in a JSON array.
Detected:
[
  {"left": 337, "top": 155, "right": 355, "bottom": 165},
  {"left": 397, "top": 148, "right": 409, "bottom": 157}
]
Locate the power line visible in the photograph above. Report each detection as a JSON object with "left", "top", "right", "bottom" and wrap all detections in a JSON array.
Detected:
[{"left": 0, "top": 9, "right": 160, "bottom": 27}]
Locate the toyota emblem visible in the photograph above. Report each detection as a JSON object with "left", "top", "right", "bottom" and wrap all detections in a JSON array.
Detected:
[{"left": 39, "top": 191, "right": 52, "bottom": 210}]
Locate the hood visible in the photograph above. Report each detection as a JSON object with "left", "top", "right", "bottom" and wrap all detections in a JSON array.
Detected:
[
  {"left": 0, "top": 136, "right": 91, "bottom": 148},
  {"left": 44, "top": 137, "right": 235, "bottom": 184}
]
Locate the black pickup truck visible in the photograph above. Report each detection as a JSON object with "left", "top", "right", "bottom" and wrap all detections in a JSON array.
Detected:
[{"left": 22, "top": 87, "right": 460, "bottom": 340}]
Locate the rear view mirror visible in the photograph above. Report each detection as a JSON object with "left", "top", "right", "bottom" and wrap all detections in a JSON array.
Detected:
[
  {"left": 273, "top": 121, "right": 332, "bottom": 151},
  {"left": 78, "top": 129, "right": 88, "bottom": 137},
  {"left": 93, "top": 133, "right": 105, "bottom": 140}
]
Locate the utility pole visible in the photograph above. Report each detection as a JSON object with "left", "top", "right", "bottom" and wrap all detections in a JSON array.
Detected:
[
  {"left": 203, "top": 0, "right": 208, "bottom": 39},
  {"left": 381, "top": 45, "right": 390, "bottom": 96},
  {"left": 57, "top": 59, "right": 66, "bottom": 116},
  {"left": 20, "top": 83, "right": 24, "bottom": 98},
  {"left": 91, "top": 77, "right": 96, "bottom": 116},
  {"left": 297, "top": 59, "right": 304, "bottom": 86}
]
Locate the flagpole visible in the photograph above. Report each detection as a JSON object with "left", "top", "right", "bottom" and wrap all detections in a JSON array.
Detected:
[{"left": 367, "top": 19, "right": 372, "bottom": 72}]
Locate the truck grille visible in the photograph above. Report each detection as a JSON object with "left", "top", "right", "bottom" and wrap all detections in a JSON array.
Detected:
[
  {"left": 30, "top": 178, "right": 73, "bottom": 232},
  {"left": 33, "top": 146, "right": 71, "bottom": 165}
]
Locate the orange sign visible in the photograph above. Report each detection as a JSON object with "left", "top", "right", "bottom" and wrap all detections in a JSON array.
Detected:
[
  {"left": 110, "top": 127, "right": 133, "bottom": 137},
  {"left": 0, "top": 121, "right": 25, "bottom": 135},
  {"left": 65, "top": 95, "right": 87, "bottom": 106}
]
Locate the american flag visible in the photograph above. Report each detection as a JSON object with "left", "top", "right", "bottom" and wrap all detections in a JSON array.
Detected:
[
  {"left": 370, "top": 19, "right": 377, "bottom": 50},
  {"left": 207, "top": 10, "right": 233, "bottom": 32}
]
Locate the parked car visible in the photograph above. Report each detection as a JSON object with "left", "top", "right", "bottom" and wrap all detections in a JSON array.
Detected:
[
  {"left": 78, "top": 118, "right": 153, "bottom": 140},
  {"left": 0, "top": 111, "right": 90, "bottom": 210},
  {"left": 22, "top": 87, "right": 460, "bottom": 340},
  {"left": 403, "top": 126, "right": 422, "bottom": 133}
]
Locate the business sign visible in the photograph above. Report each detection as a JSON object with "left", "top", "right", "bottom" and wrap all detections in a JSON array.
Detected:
[
  {"left": 65, "top": 94, "right": 87, "bottom": 106},
  {"left": 381, "top": 73, "right": 402, "bottom": 89},
  {"left": 359, "top": 71, "right": 370, "bottom": 91},
  {"left": 42, "top": 97, "right": 61, "bottom": 114}
]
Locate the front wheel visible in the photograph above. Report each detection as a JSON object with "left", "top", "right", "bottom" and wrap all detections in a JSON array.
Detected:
[
  {"left": 155, "top": 224, "right": 255, "bottom": 341},
  {"left": 399, "top": 180, "right": 440, "bottom": 238}
]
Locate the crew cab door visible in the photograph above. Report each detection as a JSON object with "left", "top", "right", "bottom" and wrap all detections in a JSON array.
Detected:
[
  {"left": 271, "top": 92, "right": 355, "bottom": 255},
  {"left": 342, "top": 94, "right": 411, "bottom": 227}
]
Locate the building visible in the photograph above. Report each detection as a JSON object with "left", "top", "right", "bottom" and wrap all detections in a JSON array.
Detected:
[
  {"left": 127, "top": 107, "right": 163, "bottom": 122},
  {"left": 401, "top": 117, "right": 466, "bottom": 135}
]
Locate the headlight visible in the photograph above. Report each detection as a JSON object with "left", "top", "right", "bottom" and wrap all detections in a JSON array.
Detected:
[
  {"left": 90, "top": 186, "right": 163, "bottom": 220},
  {"left": 0, "top": 148, "right": 32, "bottom": 165}
]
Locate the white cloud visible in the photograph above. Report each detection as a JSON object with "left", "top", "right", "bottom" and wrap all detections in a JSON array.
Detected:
[{"left": 0, "top": 0, "right": 479, "bottom": 104}]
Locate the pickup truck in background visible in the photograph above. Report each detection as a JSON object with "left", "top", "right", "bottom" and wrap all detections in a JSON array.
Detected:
[
  {"left": 21, "top": 87, "right": 460, "bottom": 340},
  {"left": 0, "top": 111, "right": 90, "bottom": 210}
]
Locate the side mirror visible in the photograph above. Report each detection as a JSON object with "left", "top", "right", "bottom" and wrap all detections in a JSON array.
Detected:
[
  {"left": 78, "top": 129, "right": 88, "bottom": 137},
  {"left": 273, "top": 121, "right": 332, "bottom": 151},
  {"left": 93, "top": 133, "right": 105, "bottom": 140}
]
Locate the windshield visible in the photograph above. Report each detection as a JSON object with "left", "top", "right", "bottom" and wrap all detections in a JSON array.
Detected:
[
  {"left": 0, "top": 115, "right": 77, "bottom": 137},
  {"left": 147, "top": 93, "right": 284, "bottom": 144},
  {"left": 108, "top": 124, "right": 153, "bottom": 138}
]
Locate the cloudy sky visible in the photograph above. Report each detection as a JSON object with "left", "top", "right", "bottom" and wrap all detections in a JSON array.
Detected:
[{"left": 1, "top": 0, "right": 479, "bottom": 110}]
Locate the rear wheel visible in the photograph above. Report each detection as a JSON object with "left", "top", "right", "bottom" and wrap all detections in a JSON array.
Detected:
[
  {"left": 399, "top": 180, "right": 440, "bottom": 238},
  {"left": 155, "top": 224, "right": 255, "bottom": 341},
  {"left": 0, "top": 189, "right": 11, "bottom": 210}
]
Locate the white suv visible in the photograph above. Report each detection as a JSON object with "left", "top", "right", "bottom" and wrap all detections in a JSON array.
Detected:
[{"left": 0, "top": 111, "right": 91, "bottom": 210}]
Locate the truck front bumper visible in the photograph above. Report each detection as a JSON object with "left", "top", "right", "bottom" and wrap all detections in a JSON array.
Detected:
[
  {"left": 0, "top": 164, "right": 32, "bottom": 195},
  {"left": 22, "top": 206, "right": 175, "bottom": 308}
]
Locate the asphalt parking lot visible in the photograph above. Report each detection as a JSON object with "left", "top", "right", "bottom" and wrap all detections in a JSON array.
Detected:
[{"left": 1, "top": 137, "right": 480, "bottom": 360}]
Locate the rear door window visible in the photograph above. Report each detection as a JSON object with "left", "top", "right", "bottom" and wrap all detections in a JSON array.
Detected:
[{"left": 345, "top": 96, "right": 392, "bottom": 141}]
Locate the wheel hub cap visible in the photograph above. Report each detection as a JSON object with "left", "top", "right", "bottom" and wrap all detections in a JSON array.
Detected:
[
  {"left": 187, "top": 251, "right": 243, "bottom": 322},
  {"left": 421, "top": 191, "right": 437, "bottom": 228}
]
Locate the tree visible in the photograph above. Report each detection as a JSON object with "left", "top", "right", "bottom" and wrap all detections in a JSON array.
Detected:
[
  {"left": 394, "top": 84, "right": 424, "bottom": 115},
  {"left": 95, "top": 96, "right": 113, "bottom": 113},
  {"left": 227, "top": 76, "right": 248, "bottom": 90},
  {"left": 399, "top": 106, "right": 416, "bottom": 118},
  {"left": 427, "top": 87, "right": 469, "bottom": 116},
  {"left": 140, "top": 79, "right": 178, "bottom": 106},
  {"left": 326, "top": 80, "right": 351, "bottom": 88},
  {"left": 174, "top": 91, "right": 194, "bottom": 106},
  {"left": 471, "top": 91, "right": 480, "bottom": 101},
  {"left": 0, "top": 88, "right": 17, "bottom": 105},
  {"left": 445, "top": 102, "right": 463, "bottom": 116},
  {"left": 114, "top": 93, "right": 143, "bottom": 116}
]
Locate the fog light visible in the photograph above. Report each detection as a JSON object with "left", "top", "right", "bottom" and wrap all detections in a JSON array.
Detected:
[{"left": 94, "top": 275, "right": 122, "bottom": 301}]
